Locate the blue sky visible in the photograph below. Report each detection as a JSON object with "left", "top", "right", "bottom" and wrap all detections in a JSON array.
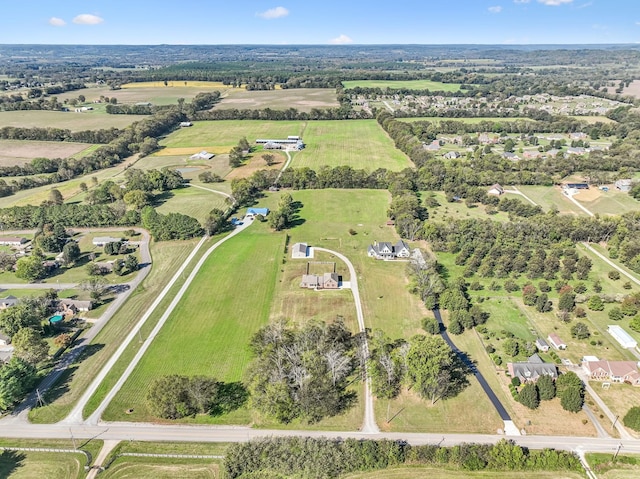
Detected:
[{"left": 0, "top": 1, "right": 638, "bottom": 45}]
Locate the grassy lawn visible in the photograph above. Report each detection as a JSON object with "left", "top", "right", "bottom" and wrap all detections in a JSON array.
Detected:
[
  {"left": 292, "top": 120, "right": 412, "bottom": 171},
  {"left": 0, "top": 110, "right": 143, "bottom": 131},
  {"left": 28, "top": 238, "right": 202, "bottom": 423},
  {"left": 587, "top": 453, "right": 640, "bottom": 478},
  {"left": 103, "top": 222, "right": 284, "bottom": 423},
  {"left": 160, "top": 120, "right": 305, "bottom": 151},
  {"left": 0, "top": 450, "right": 88, "bottom": 479},
  {"left": 572, "top": 188, "right": 640, "bottom": 216},
  {"left": 589, "top": 384, "right": 640, "bottom": 439},
  {"left": 219, "top": 88, "right": 338, "bottom": 111},
  {"left": 514, "top": 186, "right": 585, "bottom": 215},
  {"left": 155, "top": 186, "right": 228, "bottom": 223},
  {"left": 342, "top": 80, "right": 463, "bottom": 92},
  {"left": 100, "top": 456, "right": 220, "bottom": 478},
  {"left": 344, "top": 467, "right": 584, "bottom": 479}
]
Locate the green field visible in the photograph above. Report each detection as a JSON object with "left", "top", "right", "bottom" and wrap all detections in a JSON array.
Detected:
[
  {"left": 155, "top": 186, "right": 228, "bottom": 223},
  {"left": 513, "top": 186, "right": 585, "bottom": 216},
  {"left": 103, "top": 221, "right": 284, "bottom": 423},
  {"left": 160, "top": 120, "right": 305, "bottom": 151},
  {"left": 0, "top": 450, "right": 88, "bottom": 479},
  {"left": 0, "top": 110, "right": 144, "bottom": 131},
  {"left": 100, "top": 456, "right": 219, "bottom": 478},
  {"left": 573, "top": 188, "right": 640, "bottom": 216},
  {"left": 344, "top": 467, "right": 584, "bottom": 479},
  {"left": 292, "top": 120, "right": 412, "bottom": 171},
  {"left": 342, "top": 80, "right": 463, "bottom": 92}
]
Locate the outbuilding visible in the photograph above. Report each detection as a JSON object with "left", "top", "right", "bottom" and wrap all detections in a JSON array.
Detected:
[
  {"left": 291, "top": 243, "right": 308, "bottom": 259},
  {"left": 548, "top": 333, "right": 567, "bottom": 350},
  {"left": 608, "top": 325, "right": 638, "bottom": 349},
  {"left": 245, "top": 208, "right": 269, "bottom": 219}
]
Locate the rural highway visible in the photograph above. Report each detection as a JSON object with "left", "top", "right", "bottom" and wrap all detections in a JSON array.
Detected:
[
  {"left": 1, "top": 227, "right": 152, "bottom": 423},
  {"left": 314, "top": 247, "right": 379, "bottom": 434},
  {"left": 79, "top": 219, "right": 255, "bottom": 425}
]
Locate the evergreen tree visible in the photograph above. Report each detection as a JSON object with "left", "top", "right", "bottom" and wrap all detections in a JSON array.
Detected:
[
  {"left": 536, "top": 374, "right": 556, "bottom": 401},
  {"left": 518, "top": 383, "right": 540, "bottom": 410}
]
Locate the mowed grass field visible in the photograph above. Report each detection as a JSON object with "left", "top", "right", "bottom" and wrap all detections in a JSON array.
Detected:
[
  {"left": 219, "top": 88, "right": 338, "bottom": 111},
  {"left": 342, "top": 80, "right": 464, "bottom": 92},
  {"left": 293, "top": 120, "right": 412, "bottom": 171},
  {"left": 103, "top": 222, "right": 284, "bottom": 423},
  {"left": 572, "top": 187, "right": 640, "bottom": 216},
  {"left": 160, "top": 120, "right": 305, "bottom": 151},
  {"left": 0, "top": 450, "right": 87, "bottom": 479},
  {"left": 0, "top": 110, "right": 144, "bottom": 131},
  {"left": 0, "top": 139, "right": 95, "bottom": 165},
  {"left": 343, "top": 468, "right": 584, "bottom": 479},
  {"left": 155, "top": 186, "right": 227, "bottom": 223},
  {"left": 99, "top": 457, "right": 219, "bottom": 479}
]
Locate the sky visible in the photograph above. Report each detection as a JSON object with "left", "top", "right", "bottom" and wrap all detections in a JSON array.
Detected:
[{"left": 0, "top": 0, "right": 639, "bottom": 45}]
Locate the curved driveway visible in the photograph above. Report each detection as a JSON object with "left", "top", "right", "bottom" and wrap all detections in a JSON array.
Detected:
[{"left": 314, "top": 247, "right": 379, "bottom": 434}]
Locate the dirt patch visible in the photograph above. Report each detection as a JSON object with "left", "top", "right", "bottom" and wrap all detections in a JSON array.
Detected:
[
  {"left": 225, "top": 152, "right": 286, "bottom": 180},
  {"left": 0, "top": 140, "right": 93, "bottom": 165},
  {"left": 608, "top": 80, "right": 640, "bottom": 99},
  {"left": 573, "top": 187, "right": 603, "bottom": 202}
]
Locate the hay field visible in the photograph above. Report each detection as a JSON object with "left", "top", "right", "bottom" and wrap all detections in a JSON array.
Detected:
[
  {"left": 0, "top": 140, "right": 94, "bottom": 165},
  {"left": 293, "top": 120, "right": 413, "bottom": 171},
  {"left": 0, "top": 110, "right": 143, "bottom": 131},
  {"left": 573, "top": 187, "right": 640, "bottom": 216},
  {"left": 342, "top": 79, "right": 463, "bottom": 92},
  {"left": 219, "top": 88, "right": 338, "bottom": 111},
  {"left": 160, "top": 120, "right": 305, "bottom": 150}
]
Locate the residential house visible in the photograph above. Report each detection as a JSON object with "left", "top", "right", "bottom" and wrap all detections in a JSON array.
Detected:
[
  {"left": 93, "top": 236, "right": 124, "bottom": 247},
  {"left": 291, "top": 243, "right": 308, "bottom": 259},
  {"left": 582, "top": 358, "right": 640, "bottom": 386},
  {"left": 488, "top": 184, "right": 505, "bottom": 196},
  {"left": 93, "top": 261, "right": 114, "bottom": 274},
  {"left": 59, "top": 298, "right": 93, "bottom": 313},
  {"left": 570, "top": 132, "right": 587, "bottom": 140},
  {"left": 0, "top": 296, "right": 19, "bottom": 309},
  {"left": 0, "top": 237, "right": 27, "bottom": 247},
  {"left": 501, "top": 152, "right": 519, "bottom": 161},
  {"left": 607, "top": 325, "right": 638, "bottom": 349},
  {"left": 566, "top": 147, "right": 586, "bottom": 156},
  {"left": 423, "top": 140, "right": 441, "bottom": 151},
  {"left": 263, "top": 141, "right": 282, "bottom": 150},
  {"left": 478, "top": 133, "right": 498, "bottom": 145},
  {"left": 507, "top": 354, "right": 558, "bottom": 383},
  {"left": 563, "top": 183, "right": 589, "bottom": 190},
  {"left": 523, "top": 150, "right": 542, "bottom": 159},
  {"left": 300, "top": 272, "right": 339, "bottom": 290},
  {"left": 545, "top": 149, "right": 560, "bottom": 157},
  {"left": 547, "top": 333, "right": 567, "bottom": 350},
  {"left": 615, "top": 179, "right": 633, "bottom": 192},
  {"left": 190, "top": 150, "right": 215, "bottom": 160},
  {"left": 245, "top": 208, "right": 269, "bottom": 219},
  {"left": 367, "top": 240, "right": 410, "bottom": 260},
  {"left": 535, "top": 338, "right": 550, "bottom": 352},
  {"left": 443, "top": 151, "right": 461, "bottom": 159}
]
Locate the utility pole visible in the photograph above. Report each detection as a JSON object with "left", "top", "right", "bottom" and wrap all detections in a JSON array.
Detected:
[
  {"left": 69, "top": 428, "right": 77, "bottom": 450},
  {"left": 35, "top": 389, "right": 46, "bottom": 408},
  {"left": 613, "top": 443, "right": 623, "bottom": 461},
  {"left": 612, "top": 414, "right": 619, "bottom": 429}
]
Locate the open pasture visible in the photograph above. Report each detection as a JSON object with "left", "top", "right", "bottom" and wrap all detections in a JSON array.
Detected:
[
  {"left": 160, "top": 119, "right": 305, "bottom": 151},
  {"left": 0, "top": 139, "right": 94, "bottom": 165},
  {"left": 513, "top": 185, "right": 586, "bottom": 216},
  {"left": 0, "top": 450, "right": 86, "bottom": 479},
  {"left": 293, "top": 120, "right": 412, "bottom": 171},
  {"left": 344, "top": 468, "right": 584, "bottom": 479},
  {"left": 572, "top": 186, "right": 640, "bottom": 216},
  {"left": 225, "top": 151, "right": 286, "bottom": 180},
  {"left": 0, "top": 110, "right": 143, "bottom": 131},
  {"left": 399, "top": 116, "right": 530, "bottom": 124},
  {"left": 104, "top": 222, "right": 283, "bottom": 423},
  {"left": 342, "top": 79, "right": 463, "bottom": 92},
  {"left": 219, "top": 88, "right": 338, "bottom": 111},
  {"left": 155, "top": 186, "right": 227, "bottom": 223},
  {"left": 100, "top": 457, "right": 219, "bottom": 479}
]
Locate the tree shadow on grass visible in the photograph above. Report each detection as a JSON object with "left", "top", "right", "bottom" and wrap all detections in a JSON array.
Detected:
[
  {"left": 210, "top": 382, "right": 249, "bottom": 416},
  {"left": 0, "top": 450, "right": 26, "bottom": 478},
  {"left": 152, "top": 190, "right": 175, "bottom": 207}
]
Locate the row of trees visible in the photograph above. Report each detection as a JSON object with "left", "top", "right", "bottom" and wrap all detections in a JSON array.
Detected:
[
  {"left": 518, "top": 372, "right": 585, "bottom": 413},
  {"left": 224, "top": 437, "right": 582, "bottom": 479}
]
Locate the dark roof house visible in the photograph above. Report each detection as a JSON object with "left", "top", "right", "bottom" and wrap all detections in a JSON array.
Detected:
[{"left": 507, "top": 354, "right": 558, "bottom": 383}]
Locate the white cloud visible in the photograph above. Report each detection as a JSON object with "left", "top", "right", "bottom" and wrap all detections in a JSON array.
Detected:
[
  {"left": 537, "top": 0, "right": 573, "bottom": 5},
  {"left": 329, "top": 34, "right": 353, "bottom": 45},
  {"left": 48, "top": 17, "right": 66, "bottom": 27},
  {"left": 72, "top": 14, "right": 104, "bottom": 25},
  {"left": 489, "top": 6, "right": 503, "bottom": 13},
  {"left": 257, "top": 6, "right": 289, "bottom": 19}
]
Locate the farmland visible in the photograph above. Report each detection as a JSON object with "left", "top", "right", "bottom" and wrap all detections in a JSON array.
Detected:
[
  {"left": 0, "top": 110, "right": 144, "bottom": 131},
  {"left": 292, "top": 120, "right": 412, "bottom": 171},
  {"left": 342, "top": 80, "right": 464, "bottom": 92},
  {"left": 155, "top": 186, "right": 228, "bottom": 223},
  {"left": 0, "top": 139, "right": 95, "bottom": 165},
  {"left": 218, "top": 88, "right": 338, "bottom": 111}
]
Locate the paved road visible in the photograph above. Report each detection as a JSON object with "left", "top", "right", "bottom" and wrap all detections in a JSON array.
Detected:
[
  {"left": 1, "top": 228, "right": 151, "bottom": 423},
  {"left": 432, "top": 309, "right": 519, "bottom": 436},
  {"left": 82, "top": 219, "right": 255, "bottom": 425},
  {"left": 314, "top": 247, "right": 379, "bottom": 434},
  {"left": 0, "top": 421, "right": 638, "bottom": 455}
]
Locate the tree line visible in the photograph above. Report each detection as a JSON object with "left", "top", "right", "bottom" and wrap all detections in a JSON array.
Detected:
[{"left": 224, "top": 437, "right": 582, "bottom": 479}]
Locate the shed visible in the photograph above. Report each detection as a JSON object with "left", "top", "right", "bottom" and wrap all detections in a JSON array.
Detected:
[
  {"left": 291, "top": 243, "right": 308, "bottom": 259},
  {"left": 246, "top": 208, "right": 269, "bottom": 219},
  {"left": 93, "top": 236, "right": 123, "bottom": 247},
  {"left": 547, "top": 333, "right": 567, "bottom": 350},
  {"left": 190, "top": 150, "right": 215, "bottom": 160},
  {"left": 607, "top": 325, "right": 638, "bottom": 349},
  {"left": 535, "top": 338, "right": 549, "bottom": 352},
  {"left": 488, "top": 184, "right": 504, "bottom": 196}
]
